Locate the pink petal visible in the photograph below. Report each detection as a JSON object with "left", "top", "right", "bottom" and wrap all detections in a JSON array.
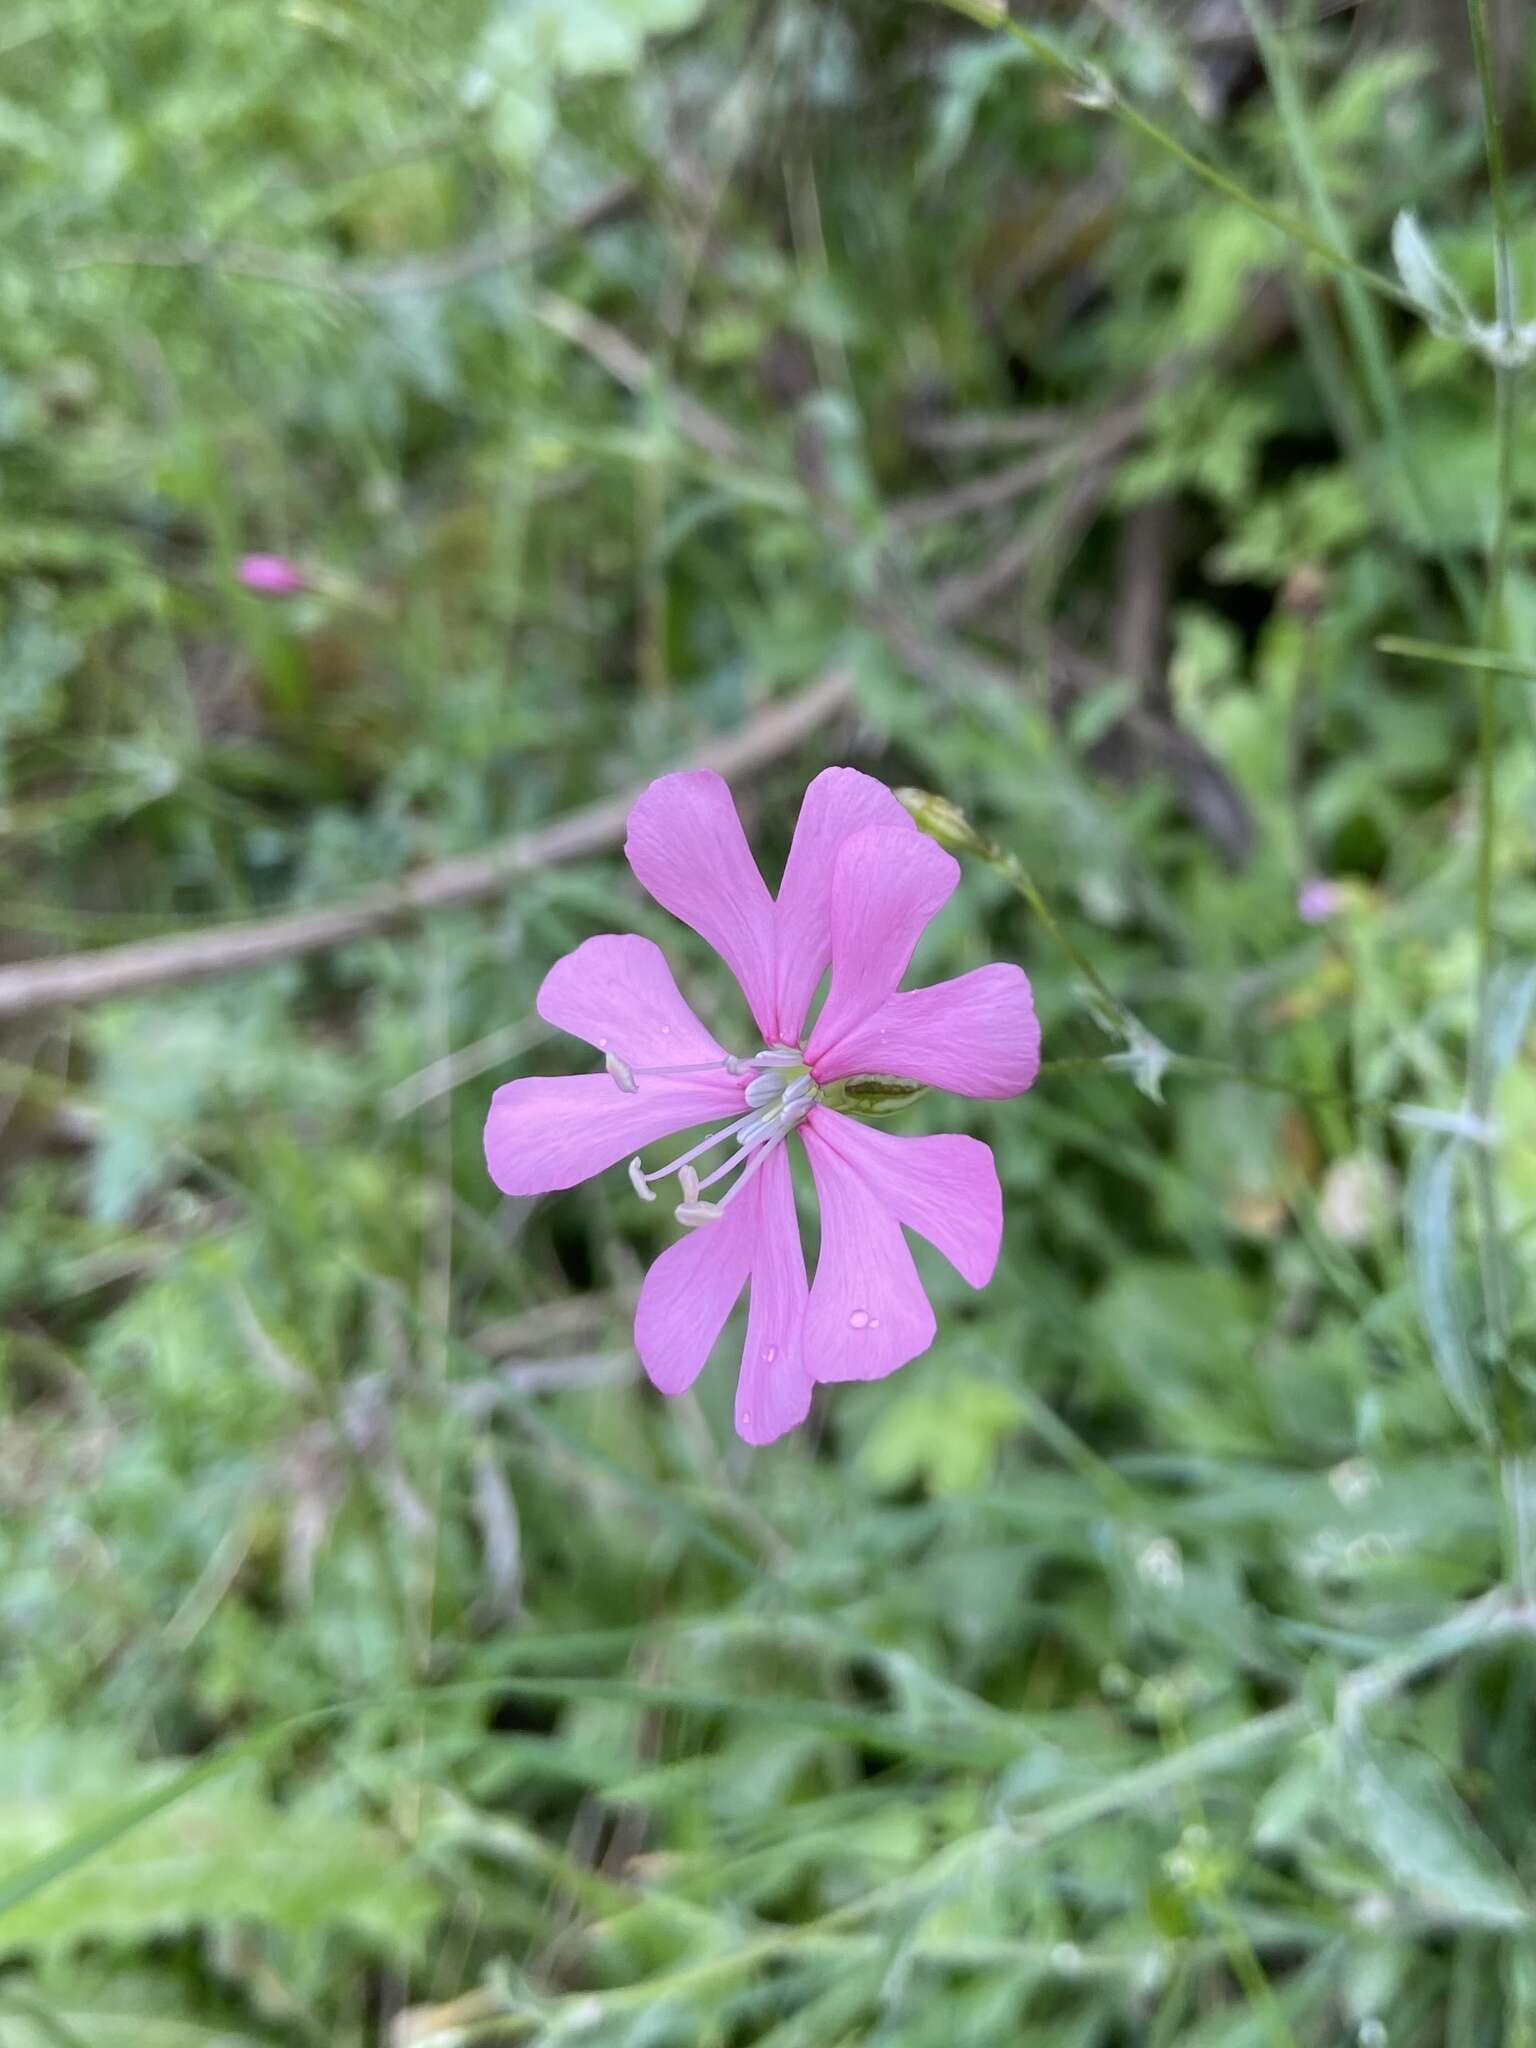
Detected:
[
  {"left": 800, "top": 1117, "right": 936, "bottom": 1385},
  {"left": 802, "top": 1109, "right": 1002, "bottom": 1286},
  {"left": 804, "top": 828, "right": 959, "bottom": 1070},
  {"left": 812, "top": 964, "right": 1040, "bottom": 1100},
  {"left": 771, "top": 768, "right": 915, "bottom": 1045},
  {"left": 484, "top": 1074, "right": 736, "bottom": 1197},
  {"left": 537, "top": 934, "right": 729, "bottom": 1068},
  {"left": 733, "top": 1144, "right": 813, "bottom": 1443},
  {"left": 634, "top": 1194, "right": 755, "bottom": 1396},
  {"left": 625, "top": 771, "right": 778, "bottom": 1039}
]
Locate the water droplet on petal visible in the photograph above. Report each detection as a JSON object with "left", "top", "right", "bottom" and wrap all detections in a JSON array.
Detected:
[
  {"left": 763, "top": 1344, "right": 778, "bottom": 1364},
  {"left": 848, "top": 1309, "right": 871, "bottom": 1330}
]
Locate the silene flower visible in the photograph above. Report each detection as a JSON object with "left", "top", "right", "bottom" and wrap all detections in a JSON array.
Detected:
[
  {"left": 236, "top": 551, "right": 308, "bottom": 597},
  {"left": 484, "top": 768, "right": 1040, "bottom": 1443}
]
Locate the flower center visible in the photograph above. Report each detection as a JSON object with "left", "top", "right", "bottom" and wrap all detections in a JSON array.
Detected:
[{"left": 610, "top": 1043, "right": 819, "bottom": 1227}]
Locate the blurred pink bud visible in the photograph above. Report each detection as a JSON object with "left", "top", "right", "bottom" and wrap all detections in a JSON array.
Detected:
[
  {"left": 1297, "top": 877, "right": 1345, "bottom": 925},
  {"left": 237, "top": 552, "right": 307, "bottom": 597}
]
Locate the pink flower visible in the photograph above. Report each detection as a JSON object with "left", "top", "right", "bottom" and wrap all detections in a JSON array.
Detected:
[
  {"left": 1297, "top": 876, "right": 1345, "bottom": 925},
  {"left": 236, "top": 552, "right": 307, "bottom": 597},
  {"left": 483, "top": 769, "right": 1040, "bottom": 1444}
]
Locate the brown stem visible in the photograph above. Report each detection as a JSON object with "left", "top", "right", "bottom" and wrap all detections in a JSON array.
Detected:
[{"left": 0, "top": 670, "right": 852, "bottom": 1021}]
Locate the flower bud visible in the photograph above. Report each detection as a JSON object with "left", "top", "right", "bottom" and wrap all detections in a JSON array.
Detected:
[
  {"left": 894, "top": 788, "right": 988, "bottom": 856},
  {"left": 236, "top": 552, "right": 307, "bottom": 597}
]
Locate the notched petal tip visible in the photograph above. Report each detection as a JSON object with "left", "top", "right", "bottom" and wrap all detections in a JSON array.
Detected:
[{"left": 734, "top": 1377, "right": 814, "bottom": 1446}]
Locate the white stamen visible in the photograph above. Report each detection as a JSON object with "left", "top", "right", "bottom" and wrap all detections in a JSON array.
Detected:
[
  {"left": 631, "top": 1057, "right": 734, "bottom": 1077},
  {"left": 621, "top": 1040, "right": 819, "bottom": 1223},
  {"left": 735, "top": 1107, "right": 782, "bottom": 1147},
  {"left": 635, "top": 1109, "right": 756, "bottom": 1191},
  {"left": 702, "top": 1124, "right": 784, "bottom": 1212},
  {"left": 606, "top": 1050, "right": 638, "bottom": 1093},
  {"left": 697, "top": 1136, "right": 759, "bottom": 1193}
]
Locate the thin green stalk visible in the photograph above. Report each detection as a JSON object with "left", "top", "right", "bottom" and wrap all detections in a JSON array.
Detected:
[
  {"left": 902, "top": 790, "right": 1382, "bottom": 1116},
  {"left": 1042, "top": 1052, "right": 1374, "bottom": 1114},
  {"left": 1242, "top": 0, "right": 1477, "bottom": 618},
  {"left": 1377, "top": 636, "right": 1536, "bottom": 680},
  {"left": 1467, "top": 0, "right": 1524, "bottom": 1585},
  {"left": 930, "top": 0, "right": 1413, "bottom": 314}
]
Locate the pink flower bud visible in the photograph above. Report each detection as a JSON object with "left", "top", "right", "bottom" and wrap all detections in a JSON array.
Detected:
[{"left": 236, "top": 552, "right": 307, "bottom": 597}]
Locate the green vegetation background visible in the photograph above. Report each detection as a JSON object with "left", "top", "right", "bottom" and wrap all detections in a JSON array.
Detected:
[{"left": 3, "top": 0, "right": 1536, "bottom": 2039}]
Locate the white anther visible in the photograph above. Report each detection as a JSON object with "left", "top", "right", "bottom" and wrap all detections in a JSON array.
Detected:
[
  {"left": 736, "top": 1109, "right": 782, "bottom": 1147},
  {"left": 605, "top": 1050, "right": 638, "bottom": 1094},
  {"left": 781, "top": 1074, "right": 815, "bottom": 1106},
  {"left": 675, "top": 1199, "right": 724, "bottom": 1227},
  {"left": 724, "top": 1054, "right": 751, "bottom": 1074},
  {"left": 752, "top": 1047, "right": 804, "bottom": 1068},
  {"left": 678, "top": 1164, "right": 701, "bottom": 1203},
  {"left": 627, "top": 1157, "right": 656, "bottom": 1202},
  {"left": 744, "top": 1071, "right": 788, "bottom": 1107}
]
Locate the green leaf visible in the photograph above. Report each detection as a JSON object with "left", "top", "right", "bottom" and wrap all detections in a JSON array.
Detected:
[
  {"left": 465, "top": 0, "right": 709, "bottom": 160},
  {"left": 0, "top": 1766, "right": 433, "bottom": 1955},
  {"left": 1343, "top": 1737, "right": 1530, "bottom": 1930},
  {"left": 860, "top": 1375, "right": 1025, "bottom": 1495},
  {"left": 1392, "top": 211, "right": 1474, "bottom": 337},
  {"left": 1484, "top": 959, "right": 1536, "bottom": 1083},
  {"left": 1405, "top": 1139, "right": 1494, "bottom": 1443}
]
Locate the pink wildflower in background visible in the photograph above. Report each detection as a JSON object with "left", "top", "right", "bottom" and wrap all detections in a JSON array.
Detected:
[
  {"left": 1297, "top": 876, "right": 1346, "bottom": 925},
  {"left": 483, "top": 768, "right": 1040, "bottom": 1443},
  {"left": 237, "top": 552, "right": 307, "bottom": 597}
]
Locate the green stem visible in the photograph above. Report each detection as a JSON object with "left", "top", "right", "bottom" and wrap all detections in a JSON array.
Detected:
[
  {"left": 1241, "top": 0, "right": 1475, "bottom": 616},
  {"left": 930, "top": 0, "right": 1412, "bottom": 313},
  {"left": 904, "top": 791, "right": 1373, "bottom": 1117},
  {"left": 1466, "top": 0, "right": 1520, "bottom": 1372},
  {"left": 1466, "top": 0, "right": 1523, "bottom": 1586},
  {"left": 1377, "top": 636, "right": 1536, "bottom": 681},
  {"left": 1041, "top": 1053, "right": 1370, "bottom": 1114}
]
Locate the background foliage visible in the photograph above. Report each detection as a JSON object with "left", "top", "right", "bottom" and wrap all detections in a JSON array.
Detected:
[{"left": 3, "top": 0, "right": 1536, "bottom": 2039}]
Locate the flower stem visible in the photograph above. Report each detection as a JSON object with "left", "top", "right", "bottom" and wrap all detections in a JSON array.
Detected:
[
  {"left": 927, "top": 0, "right": 1412, "bottom": 315},
  {"left": 1376, "top": 635, "right": 1536, "bottom": 681},
  {"left": 1466, "top": 0, "right": 1525, "bottom": 1588}
]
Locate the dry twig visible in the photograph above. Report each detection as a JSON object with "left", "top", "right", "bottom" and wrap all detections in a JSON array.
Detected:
[{"left": 0, "top": 670, "right": 852, "bottom": 1021}]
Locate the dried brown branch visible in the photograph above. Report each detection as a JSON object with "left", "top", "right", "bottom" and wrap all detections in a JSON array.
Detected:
[
  {"left": 893, "top": 389, "right": 1161, "bottom": 533},
  {"left": 541, "top": 294, "right": 1253, "bottom": 864},
  {"left": 0, "top": 669, "right": 852, "bottom": 1021}
]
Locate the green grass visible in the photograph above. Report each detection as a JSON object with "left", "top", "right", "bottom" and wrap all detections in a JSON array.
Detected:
[{"left": 3, "top": 0, "right": 1536, "bottom": 2040}]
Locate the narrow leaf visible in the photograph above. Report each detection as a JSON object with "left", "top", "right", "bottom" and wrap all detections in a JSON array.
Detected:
[
  {"left": 1406, "top": 1139, "right": 1494, "bottom": 1442},
  {"left": 1391, "top": 211, "right": 1473, "bottom": 334},
  {"left": 1485, "top": 960, "right": 1536, "bottom": 1084},
  {"left": 1345, "top": 1737, "right": 1529, "bottom": 1930}
]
